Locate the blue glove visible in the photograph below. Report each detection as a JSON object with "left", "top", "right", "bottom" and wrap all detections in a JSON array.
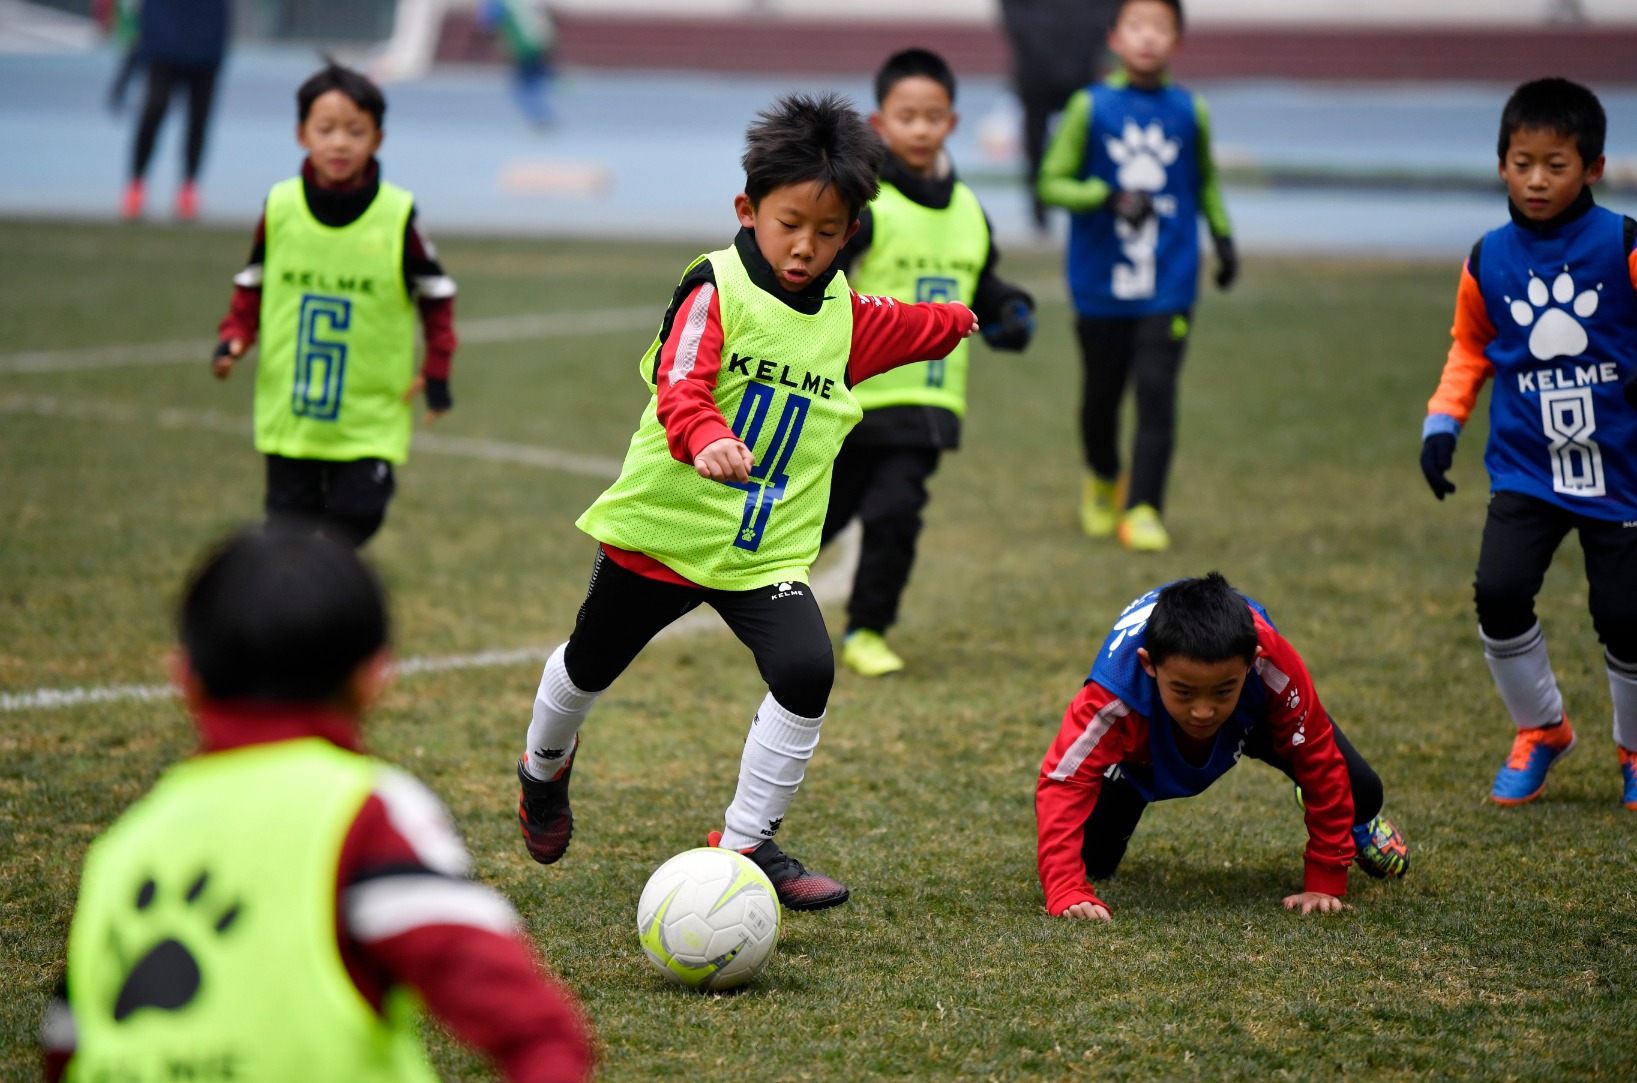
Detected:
[
  {"left": 982, "top": 299, "right": 1035, "bottom": 352},
  {"left": 1420, "top": 433, "right": 1457, "bottom": 500}
]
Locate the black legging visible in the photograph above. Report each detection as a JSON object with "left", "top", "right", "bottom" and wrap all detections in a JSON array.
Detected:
[
  {"left": 820, "top": 442, "right": 942, "bottom": 636},
  {"left": 1076, "top": 312, "right": 1189, "bottom": 512},
  {"left": 130, "top": 60, "right": 220, "bottom": 183},
  {"left": 1080, "top": 714, "right": 1384, "bottom": 879}
]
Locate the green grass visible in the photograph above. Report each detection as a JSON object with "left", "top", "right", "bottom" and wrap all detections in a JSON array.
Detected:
[{"left": 2, "top": 219, "right": 1634, "bottom": 1082}]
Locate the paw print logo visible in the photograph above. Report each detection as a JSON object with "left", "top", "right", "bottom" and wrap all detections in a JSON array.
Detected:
[
  {"left": 1105, "top": 119, "right": 1179, "bottom": 193},
  {"left": 1508, "top": 267, "right": 1601, "bottom": 361},
  {"left": 111, "top": 872, "right": 242, "bottom": 1022}
]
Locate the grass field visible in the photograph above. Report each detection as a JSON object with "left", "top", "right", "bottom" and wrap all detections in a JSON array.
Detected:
[{"left": 2, "top": 218, "right": 1633, "bottom": 1082}]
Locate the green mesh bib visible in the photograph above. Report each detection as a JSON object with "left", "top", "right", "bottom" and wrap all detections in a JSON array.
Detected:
[
  {"left": 67, "top": 739, "right": 438, "bottom": 1083},
  {"left": 578, "top": 244, "right": 860, "bottom": 590},
  {"left": 255, "top": 178, "right": 417, "bottom": 464},
  {"left": 848, "top": 180, "right": 988, "bottom": 416}
]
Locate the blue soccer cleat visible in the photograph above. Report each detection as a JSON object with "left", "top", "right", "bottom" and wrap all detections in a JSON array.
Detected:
[
  {"left": 1619, "top": 746, "right": 1637, "bottom": 811},
  {"left": 1351, "top": 815, "right": 1409, "bottom": 879},
  {"left": 1491, "top": 718, "right": 1576, "bottom": 805}
]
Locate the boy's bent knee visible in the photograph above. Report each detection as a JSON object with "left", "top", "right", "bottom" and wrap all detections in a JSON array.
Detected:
[{"left": 766, "top": 654, "right": 833, "bottom": 720}]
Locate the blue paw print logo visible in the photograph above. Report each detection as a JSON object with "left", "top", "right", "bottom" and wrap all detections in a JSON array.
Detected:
[{"left": 112, "top": 872, "right": 242, "bottom": 1021}]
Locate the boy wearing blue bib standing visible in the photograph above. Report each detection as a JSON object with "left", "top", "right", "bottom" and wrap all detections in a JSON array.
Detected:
[
  {"left": 513, "top": 94, "right": 976, "bottom": 912},
  {"left": 1422, "top": 78, "right": 1637, "bottom": 810},
  {"left": 822, "top": 48, "right": 1036, "bottom": 677},
  {"left": 213, "top": 63, "right": 459, "bottom": 548},
  {"left": 1037, "top": 0, "right": 1235, "bottom": 551},
  {"left": 1035, "top": 574, "right": 1407, "bottom": 921}
]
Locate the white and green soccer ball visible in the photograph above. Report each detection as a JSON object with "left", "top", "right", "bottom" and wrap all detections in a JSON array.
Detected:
[{"left": 637, "top": 846, "right": 781, "bottom": 991}]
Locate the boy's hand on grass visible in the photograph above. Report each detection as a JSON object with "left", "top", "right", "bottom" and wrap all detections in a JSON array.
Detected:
[
  {"left": 1060, "top": 901, "right": 1112, "bottom": 921},
  {"left": 212, "top": 338, "right": 244, "bottom": 379},
  {"left": 696, "top": 438, "right": 754, "bottom": 482},
  {"left": 1282, "top": 891, "right": 1350, "bottom": 915}
]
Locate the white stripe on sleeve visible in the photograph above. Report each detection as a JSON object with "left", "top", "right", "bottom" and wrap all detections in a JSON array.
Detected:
[
  {"left": 668, "top": 282, "right": 716, "bottom": 386},
  {"left": 372, "top": 767, "right": 472, "bottom": 877},
  {"left": 1255, "top": 656, "right": 1291, "bottom": 694},
  {"left": 1047, "top": 698, "right": 1129, "bottom": 781},
  {"left": 412, "top": 273, "right": 457, "bottom": 299},
  {"left": 345, "top": 875, "right": 521, "bottom": 942},
  {"left": 232, "top": 265, "right": 264, "bottom": 288}
]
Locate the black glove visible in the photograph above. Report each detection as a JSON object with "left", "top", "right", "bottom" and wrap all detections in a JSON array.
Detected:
[
  {"left": 1213, "top": 234, "right": 1239, "bottom": 291},
  {"left": 981, "top": 298, "right": 1036, "bottom": 352},
  {"left": 424, "top": 376, "right": 453, "bottom": 412},
  {"left": 1109, "top": 190, "right": 1154, "bottom": 229},
  {"left": 1420, "top": 433, "right": 1457, "bottom": 500}
]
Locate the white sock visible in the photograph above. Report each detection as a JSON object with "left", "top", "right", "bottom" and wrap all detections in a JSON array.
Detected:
[
  {"left": 522, "top": 643, "right": 599, "bottom": 781},
  {"left": 1608, "top": 651, "right": 1637, "bottom": 751},
  {"left": 1481, "top": 622, "right": 1564, "bottom": 729},
  {"left": 719, "top": 694, "right": 824, "bottom": 852}
]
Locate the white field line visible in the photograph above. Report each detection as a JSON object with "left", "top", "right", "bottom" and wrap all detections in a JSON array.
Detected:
[
  {"left": 0, "top": 393, "right": 626, "bottom": 478},
  {"left": 0, "top": 525, "right": 861, "bottom": 714},
  {"left": 0, "top": 305, "right": 658, "bottom": 374}
]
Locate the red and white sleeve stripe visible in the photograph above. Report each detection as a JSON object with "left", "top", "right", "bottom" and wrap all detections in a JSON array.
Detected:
[{"left": 654, "top": 281, "right": 736, "bottom": 462}]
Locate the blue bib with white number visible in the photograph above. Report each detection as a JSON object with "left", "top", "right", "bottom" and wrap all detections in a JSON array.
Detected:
[{"left": 1475, "top": 204, "right": 1637, "bottom": 519}]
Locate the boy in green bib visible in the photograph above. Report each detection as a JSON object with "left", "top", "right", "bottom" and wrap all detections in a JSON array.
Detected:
[
  {"left": 515, "top": 93, "right": 977, "bottom": 911},
  {"left": 45, "top": 528, "right": 592, "bottom": 1083},
  {"left": 213, "top": 62, "right": 459, "bottom": 548},
  {"left": 825, "top": 48, "right": 1036, "bottom": 677}
]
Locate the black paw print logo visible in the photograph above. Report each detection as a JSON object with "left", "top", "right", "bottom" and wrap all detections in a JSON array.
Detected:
[{"left": 112, "top": 871, "right": 242, "bottom": 1022}]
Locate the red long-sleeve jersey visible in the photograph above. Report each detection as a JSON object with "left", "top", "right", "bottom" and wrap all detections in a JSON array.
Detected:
[
  {"left": 601, "top": 276, "right": 972, "bottom": 586},
  {"left": 1035, "top": 613, "right": 1356, "bottom": 917}
]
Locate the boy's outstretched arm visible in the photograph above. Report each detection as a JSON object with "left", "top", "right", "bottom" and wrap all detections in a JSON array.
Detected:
[
  {"left": 844, "top": 293, "right": 976, "bottom": 386},
  {"left": 404, "top": 210, "right": 458, "bottom": 425},
  {"left": 1254, "top": 622, "right": 1356, "bottom": 909},
  {"left": 1036, "top": 90, "right": 1108, "bottom": 213},
  {"left": 1422, "top": 250, "right": 1496, "bottom": 499},
  {"left": 1036, "top": 683, "right": 1138, "bottom": 919},
  {"left": 1193, "top": 94, "right": 1237, "bottom": 291}
]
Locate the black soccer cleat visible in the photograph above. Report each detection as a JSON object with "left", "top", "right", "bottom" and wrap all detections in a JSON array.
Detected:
[
  {"left": 518, "top": 756, "right": 575, "bottom": 865},
  {"left": 709, "top": 830, "right": 850, "bottom": 911}
]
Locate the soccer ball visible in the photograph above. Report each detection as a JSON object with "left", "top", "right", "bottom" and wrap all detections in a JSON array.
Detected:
[{"left": 637, "top": 846, "right": 781, "bottom": 991}]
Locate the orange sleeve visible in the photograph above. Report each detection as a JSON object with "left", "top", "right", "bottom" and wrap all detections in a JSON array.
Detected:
[
  {"left": 1627, "top": 244, "right": 1637, "bottom": 291},
  {"left": 1426, "top": 262, "right": 1495, "bottom": 426}
]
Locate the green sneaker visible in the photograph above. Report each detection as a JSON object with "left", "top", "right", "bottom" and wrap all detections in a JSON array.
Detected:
[
  {"left": 842, "top": 629, "right": 905, "bottom": 677},
  {"left": 1080, "top": 474, "right": 1119, "bottom": 538},
  {"left": 1117, "top": 503, "right": 1171, "bottom": 552}
]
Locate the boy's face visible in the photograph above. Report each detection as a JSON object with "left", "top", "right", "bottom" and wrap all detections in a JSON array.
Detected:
[
  {"left": 1500, "top": 126, "right": 1604, "bottom": 223},
  {"left": 1138, "top": 648, "right": 1254, "bottom": 740},
  {"left": 298, "top": 89, "right": 383, "bottom": 188},
  {"left": 734, "top": 182, "right": 859, "bottom": 292},
  {"left": 1108, "top": 0, "right": 1180, "bottom": 83},
  {"left": 872, "top": 75, "right": 957, "bottom": 178}
]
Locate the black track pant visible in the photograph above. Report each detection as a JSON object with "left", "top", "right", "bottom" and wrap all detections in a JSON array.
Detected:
[
  {"left": 1076, "top": 312, "right": 1189, "bottom": 512},
  {"left": 820, "top": 442, "right": 942, "bottom": 636},
  {"left": 130, "top": 60, "right": 220, "bottom": 183},
  {"left": 264, "top": 455, "right": 395, "bottom": 549},
  {"left": 1079, "top": 715, "right": 1383, "bottom": 879},
  {"left": 1473, "top": 490, "right": 1637, "bottom": 661},
  {"left": 561, "top": 548, "right": 834, "bottom": 719}
]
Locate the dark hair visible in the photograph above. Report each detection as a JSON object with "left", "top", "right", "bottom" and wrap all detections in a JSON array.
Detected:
[
  {"left": 297, "top": 60, "right": 386, "bottom": 127},
  {"left": 179, "top": 526, "right": 389, "bottom": 703},
  {"left": 1498, "top": 78, "right": 1605, "bottom": 164},
  {"left": 1144, "top": 572, "right": 1256, "bottom": 666},
  {"left": 742, "top": 92, "right": 883, "bottom": 219},
  {"left": 1115, "top": 0, "right": 1184, "bottom": 31},
  {"left": 874, "top": 48, "right": 957, "bottom": 106}
]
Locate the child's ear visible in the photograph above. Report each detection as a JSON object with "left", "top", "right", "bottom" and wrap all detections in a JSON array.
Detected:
[
  {"left": 1587, "top": 154, "right": 1606, "bottom": 185},
  {"left": 330, "top": 649, "right": 394, "bottom": 719},
  {"left": 733, "top": 193, "right": 756, "bottom": 229},
  {"left": 947, "top": 110, "right": 960, "bottom": 135},
  {"left": 843, "top": 218, "right": 861, "bottom": 245},
  {"left": 1137, "top": 647, "right": 1156, "bottom": 678},
  {"left": 869, "top": 111, "right": 884, "bottom": 135}
]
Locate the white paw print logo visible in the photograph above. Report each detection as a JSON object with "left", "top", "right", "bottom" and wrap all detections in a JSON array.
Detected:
[
  {"left": 1106, "top": 119, "right": 1179, "bottom": 193},
  {"left": 1508, "top": 267, "right": 1601, "bottom": 361}
]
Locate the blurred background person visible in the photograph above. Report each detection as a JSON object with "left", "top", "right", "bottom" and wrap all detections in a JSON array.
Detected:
[{"left": 121, "top": 0, "right": 229, "bottom": 221}]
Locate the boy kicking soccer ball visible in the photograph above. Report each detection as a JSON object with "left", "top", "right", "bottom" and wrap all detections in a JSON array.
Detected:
[
  {"left": 1035, "top": 574, "right": 1407, "bottom": 920},
  {"left": 1421, "top": 78, "right": 1637, "bottom": 809},
  {"left": 514, "top": 93, "right": 977, "bottom": 911}
]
